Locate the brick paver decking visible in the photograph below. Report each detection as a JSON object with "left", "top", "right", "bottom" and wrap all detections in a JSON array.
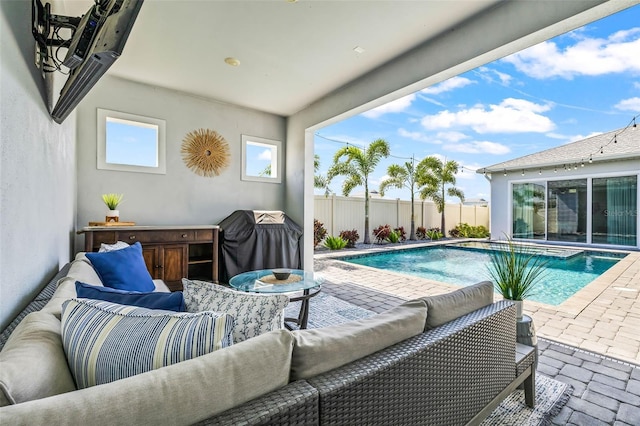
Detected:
[{"left": 315, "top": 240, "right": 640, "bottom": 425}]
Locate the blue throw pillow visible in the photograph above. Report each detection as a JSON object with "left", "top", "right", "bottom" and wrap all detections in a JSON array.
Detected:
[
  {"left": 75, "top": 282, "right": 185, "bottom": 312},
  {"left": 85, "top": 242, "right": 155, "bottom": 292}
]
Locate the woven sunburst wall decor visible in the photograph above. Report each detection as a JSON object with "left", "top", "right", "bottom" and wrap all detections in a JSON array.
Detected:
[{"left": 181, "top": 128, "right": 230, "bottom": 177}]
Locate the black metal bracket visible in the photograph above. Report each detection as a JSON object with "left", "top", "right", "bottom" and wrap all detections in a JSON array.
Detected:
[{"left": 32, "top": 0, "right": 81, "bottom": 50}]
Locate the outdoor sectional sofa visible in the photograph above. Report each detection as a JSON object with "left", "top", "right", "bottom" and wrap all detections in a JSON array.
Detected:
[{"left": 0, "top": 254, "right": 535, "bottom": 425}]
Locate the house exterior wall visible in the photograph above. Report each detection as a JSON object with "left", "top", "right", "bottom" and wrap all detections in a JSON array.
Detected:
[
  {"left": 0, "top": 1, "right": 77, "bottom": 330},
  {"left": 75, "top": 76, "right": 287, "bottom": 251},
  {"left": 488, "top": 159, "right": 640, "bottom": 249}
]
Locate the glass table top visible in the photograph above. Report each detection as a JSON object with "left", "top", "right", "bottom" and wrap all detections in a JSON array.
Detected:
[{"left": 228, "top": 269, "right": 323, "bottom": 294}]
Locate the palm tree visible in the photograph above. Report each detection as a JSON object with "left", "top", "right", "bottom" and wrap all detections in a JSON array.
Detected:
[
  {"left": 314, "top": 154, "right": 333, "bottom": 197},
  {"left": 416, "top": 156, "right": 465, "bottom": 235},
  {"left": 379, "top": 159, "right": 419, "bottom": 240},
  {"left": 328, "top": 139, "right": 390, "bottom": 244}
]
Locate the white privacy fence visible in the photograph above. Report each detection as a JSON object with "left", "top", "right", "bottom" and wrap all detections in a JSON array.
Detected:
[{"left": 314, "top": 195, "right": 489, "bottom": 239}]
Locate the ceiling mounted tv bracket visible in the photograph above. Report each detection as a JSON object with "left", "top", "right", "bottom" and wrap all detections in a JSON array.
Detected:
[{"left": 32, "top": 0, "right": 109, "bottom": 72}]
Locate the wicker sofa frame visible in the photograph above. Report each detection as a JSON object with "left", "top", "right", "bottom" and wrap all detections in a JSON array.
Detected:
[{"left": 1, "top": 265, "right": 529, "bottom": 426}]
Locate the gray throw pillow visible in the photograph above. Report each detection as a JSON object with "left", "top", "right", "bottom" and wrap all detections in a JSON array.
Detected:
[
  {"left": 420, "top": 280, "right": 494, "bottom": 330},
  {"left": 290, "top": 299, "right": 427, "bottom": 381},
  {"left": 182, "top": 279, "right": 289, "bottom": 343}
]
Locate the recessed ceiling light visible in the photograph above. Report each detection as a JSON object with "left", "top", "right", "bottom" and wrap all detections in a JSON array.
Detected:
[
  {"left": 286, "top": 0, "right": 298, "bottom": 3},
  {"left": 224, "top": 57, "right": 240, "bottom": 67},
  {"left": 354, "top": 46, "right": 365, "bottom": 54}
]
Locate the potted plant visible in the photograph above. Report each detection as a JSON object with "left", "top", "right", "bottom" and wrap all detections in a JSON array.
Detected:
[
  {"left": 102, "top": 193, "right": 123, "bottom": 222},
  {"left": 486, "top": 236, "right": 548, "bottom": 320}
]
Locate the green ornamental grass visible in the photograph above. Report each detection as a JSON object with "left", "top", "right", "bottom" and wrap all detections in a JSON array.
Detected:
[
  {"left": 486, "top": 237, "right": 549, "bottom": 301},
  {"left": 102, "top": 193, "right": 124, "bottom": 210}
]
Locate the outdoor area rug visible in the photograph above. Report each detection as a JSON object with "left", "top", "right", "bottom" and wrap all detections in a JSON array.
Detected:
[
  {"left": 292, "top": 294, "right": 572, "bottom": 426},
  {"left": 481, "top": 374, "right": 572, "bottom": 426},
  {"left": 284, "top": 292, "right": 375, "bottom": 329}
]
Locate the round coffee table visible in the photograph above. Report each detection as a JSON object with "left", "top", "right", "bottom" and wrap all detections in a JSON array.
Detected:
[{"left": 228, "top": 269, "right": 322, "bottom": 330}]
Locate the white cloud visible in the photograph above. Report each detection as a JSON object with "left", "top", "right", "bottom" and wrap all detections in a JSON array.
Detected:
[
  {"left": 503, "top": 29, "right": 640, "bottom": 79},
  {"left": 420, "top": 98, "right": 555, "bottom": 134},
  {"left": 443, "top": 141, "right": 511, "bottom": 155},
  {"left": 567, "top": 132, "right": 603, "bottom": 143},
  {"left": 615, "top": 97, "right": 640, "bottom": 112},
  {"left": 436, "top": 131, "right": 469, "bottom": 143},
  {"left": 398, "top": 128, "right": 440, "bottom": 144},
  {"left": 258, "top": 149, "right": 272, "bottom": 160},
  {"left": 634, "top": 82, "right": 640, "bottom": 89},
  {"left": 362, "top": 94, "right": 416, "bottom": 118},
  {"left": 477, "top": 67, "right": 513, "bottom": 85},
  {"left": 421, "top": 76, "right": 475, "bottom": 95},
  {"left": 417, "top": 94, "right": 446, "bottom": 107}
]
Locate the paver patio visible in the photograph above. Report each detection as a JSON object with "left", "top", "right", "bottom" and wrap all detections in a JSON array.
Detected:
[{"left": 314, "top": 240, "right": 640, "bottom": 425}]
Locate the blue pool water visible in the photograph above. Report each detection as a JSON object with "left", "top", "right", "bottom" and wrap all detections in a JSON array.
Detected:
[{"left": 342, "top": 243, "right": 625, "bottom": 305}]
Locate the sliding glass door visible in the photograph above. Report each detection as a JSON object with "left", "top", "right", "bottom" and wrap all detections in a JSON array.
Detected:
[
  {"left": 592, "top": 176, "right": 637, "bottom": 246},
  {"left": 547, "top": 180, "right": 587, "bottom": 243},
  {"left": 512, "top": 183, "right": 545, "bottom": 239}
]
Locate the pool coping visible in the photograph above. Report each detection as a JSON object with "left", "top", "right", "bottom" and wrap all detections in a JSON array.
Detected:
[{"left": 315, "top": 238, "right": 636, "bottom": 316}]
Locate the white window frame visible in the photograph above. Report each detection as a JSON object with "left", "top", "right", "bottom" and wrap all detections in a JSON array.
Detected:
[
  {"left": 241, "top": 134, "right": 282, "bottom": 183},
  {"left": 97, "top": 108, "right": 166, "bottom": 174}
]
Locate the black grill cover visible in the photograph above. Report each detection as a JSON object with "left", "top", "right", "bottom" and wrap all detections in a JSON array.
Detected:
[{"left": 218, "top": 210, "right": 303, "bottom": 283}]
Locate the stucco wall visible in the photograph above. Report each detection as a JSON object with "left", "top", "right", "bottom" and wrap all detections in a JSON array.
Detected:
[
  {"left": 488, "top": 160, "right": 640, "bottom": 248},
  {"left": 0, "top": 1, "right": 76, "bottom": 330},
  {"left": 75, "top": 76, "right": 287, "bottom": 251}
]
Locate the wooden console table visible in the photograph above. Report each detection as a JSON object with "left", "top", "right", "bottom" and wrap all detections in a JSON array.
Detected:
[{"left": 79, "top": 225, "right": 219, "bottom": 291}]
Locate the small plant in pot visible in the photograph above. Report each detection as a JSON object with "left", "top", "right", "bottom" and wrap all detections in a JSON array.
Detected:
[
  {"left": 102, "top": 193, "right": 123, "bottom": 222},
  {"left": 486, "top": 236, "right": 549, "bottom": 320}
]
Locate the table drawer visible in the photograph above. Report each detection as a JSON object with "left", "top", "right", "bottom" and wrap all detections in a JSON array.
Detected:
[
  {"left": 193, "top": 229, "right": 214, "bottom": 241},
  {"left": 117, "top": 230, "right": 196, "bottom": 243}
]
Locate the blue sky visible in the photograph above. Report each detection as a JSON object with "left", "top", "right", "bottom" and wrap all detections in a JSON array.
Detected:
[{"left": 314, "top": 6, "right": 640, "bottom": 202}]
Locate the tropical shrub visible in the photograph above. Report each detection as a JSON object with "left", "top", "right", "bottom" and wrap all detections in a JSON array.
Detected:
[
  {"left": 314, "top": 219, "right": 327, "bottom": 247},
  {"left": 394, "top": 226, "right": 407, "bottom": 242},
  {"left": 372, "top": 224, "right": 392, "bottom": 243},
  {"left": 449, "top": 223, "right": 490, "bottom": 238},
  {"left": 416, "top": 226, "right": 427, "bottom": 240},
  {"left": 387, "top": 230, "right": 400, "bottom": 243},
  {"left": 324, "top": 235, "right": 348, "bottom": 250},
  {"left": 425, "top": 228, "right": 443, "bottom": 240},
  {"left": 339, "top": 229, "right": 359, "bottom": 248}
]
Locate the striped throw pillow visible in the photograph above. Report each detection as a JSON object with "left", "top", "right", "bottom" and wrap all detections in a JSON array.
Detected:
[{"left": 61, "top": 299, "right": 234, "bottom": 389}]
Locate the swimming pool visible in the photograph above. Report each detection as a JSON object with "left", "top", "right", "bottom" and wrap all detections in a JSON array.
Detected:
[{"left": 342, "top": 243, "right": 625, "bottom": 305}]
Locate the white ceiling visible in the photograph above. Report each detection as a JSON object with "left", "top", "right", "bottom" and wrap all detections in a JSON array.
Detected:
[
  {"left": 57, "top": 1, "right": 632, "bottom": 118},
  {"left": 60, "top": 0, "right": 501, "bottom": 116}
]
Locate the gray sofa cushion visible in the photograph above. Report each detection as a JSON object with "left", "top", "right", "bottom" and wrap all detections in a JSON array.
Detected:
[
  {"left": 290, "top": 299, "right": 427, "bottom": 381},
  {"left": 0, "top": 330, "right": 294, "bottom": 426},
  {"left": 420, "top": 281, "right": 494, "bottom": 330},
  {"left": 0, "top": 312, "right": 76, "bottom": 406}
]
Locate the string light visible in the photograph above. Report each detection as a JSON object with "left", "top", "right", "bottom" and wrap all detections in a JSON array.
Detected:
[{"left": 503, "top": 170, "right": 507, "bottom": 176}]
